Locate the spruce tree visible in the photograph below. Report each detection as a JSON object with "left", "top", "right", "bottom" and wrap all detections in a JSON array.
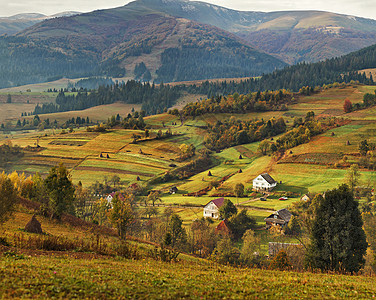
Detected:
[{"left": 306, "top": 184, "right": 367, "bottom": 273}]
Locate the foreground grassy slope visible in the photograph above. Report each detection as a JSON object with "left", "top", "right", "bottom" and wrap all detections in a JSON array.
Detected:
[{"left": 1, "top": 254, "right": 376, "bottom": 298}]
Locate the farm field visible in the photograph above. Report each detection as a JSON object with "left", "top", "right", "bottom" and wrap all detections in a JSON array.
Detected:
[{"left": 1, "top": 85, "right": 376, "bottom": 228}]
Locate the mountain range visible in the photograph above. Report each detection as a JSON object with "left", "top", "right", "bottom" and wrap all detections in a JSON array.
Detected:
[
  {"left": 0, "top": 12, "right": 80, "bottom": 36},
  {"left": 1, "top": 0, "right": 376, "bottom": 87}
]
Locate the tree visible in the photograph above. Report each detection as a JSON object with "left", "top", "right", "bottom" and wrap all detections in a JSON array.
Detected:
[
  {"left": 108, "top": 192, "right": 136, "bottom": 240},
  {"left": 343, "top": 99, "right": 353, "bottom": 113},
  {"left": 0, "top": 172, "right": 18, "bottom": 225},
  {"left": 44, "top": 164, "right": 75, "bottom": 219},
  {"left": 147, "top": 190, "right": 162, "bottom": 207},
  {"left": 305, "top": 184, "right": 367, "bottom": 273},
  {"left": 258, "top": 140, "right": 270, "bottom": 155},
  {"left": 233, "top": 183, "right": 244, "bottom": 200},
  {"left": 228, "top": 209, "right": 257, "bottom": 240},
  {"left": 359, "top": 140, "right": 369, "bottom": 156},
  {"left": 211, "top": 237, "right": 240, "bottom": 265},
  {"left": 166, "top": 213, "right": 187, "bottom": 249},
  {"left": 218, "top": 199, "right": 237, "bottom": 220},
  {"left": 240, "top": 229, "right": 261, "bottom": 265},
  {"left": 346, "top": 164, "right": 361, "bottom": 192}
]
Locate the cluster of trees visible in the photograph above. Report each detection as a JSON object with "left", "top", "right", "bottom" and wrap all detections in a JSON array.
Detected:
[
  {"left": 204, "top": 116, "right": 286, "bottom": 151},
  {"left": 67, "top": 77, "right": 114, "bottom": 90},
  {"left": 259, "top": 112, "right": 341, "bottom": 154},
  {"left": 0, "top": 143, "right": 23, "bottom": 166},
  {"left": 358, "top": 140, "right": 376, "bottom": 170},
  {"left": 343, "top": 90, "right": 376, "bottom": 113},
  {"left": 32, "top": 81, "right": 181, "bottom": 116},
  {"left": 179, "top": 90, "right": 291, "bottom": 117},
  {"left": 134, "top": 62, "right": 151, "bottom": 82}
]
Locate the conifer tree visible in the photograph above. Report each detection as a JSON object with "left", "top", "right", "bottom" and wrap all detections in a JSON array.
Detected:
[{"left": 306, "top": 184, "right": 367, "bottom": 273}]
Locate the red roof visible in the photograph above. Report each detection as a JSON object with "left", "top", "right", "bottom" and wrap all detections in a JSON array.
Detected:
[
  {"left": 211, "top": 197, "right": 225, "bottom": 208},
  {"left": 215, "top": 219, "right": 231, "bottom": 235}
]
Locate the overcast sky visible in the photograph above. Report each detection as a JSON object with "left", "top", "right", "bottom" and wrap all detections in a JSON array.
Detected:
[{"left": 1, "top": 0, "right": 376, "bottom": 20}]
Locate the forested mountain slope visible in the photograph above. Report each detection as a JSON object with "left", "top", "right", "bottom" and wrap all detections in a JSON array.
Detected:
[
  {"left": 130, "top": 0, "right": 376, "bottom": 64},
  {"left": 0, "top": 4, "right": 286, "bottom": 88}
]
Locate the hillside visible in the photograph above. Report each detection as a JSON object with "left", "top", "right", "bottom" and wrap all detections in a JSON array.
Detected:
[
  {"left": 126, "top": 0, "right": 376, "bottom": 64},
  {"left": 0, "top": 191, "right": 376, "bottom": 298},
  {"left": 0, "top": 5, "right": 286, "bottom": 88}
]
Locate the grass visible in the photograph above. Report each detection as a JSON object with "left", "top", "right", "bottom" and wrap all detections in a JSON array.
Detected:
[{"left": 1, "top": 254, "right": 376, "bottom": 298}]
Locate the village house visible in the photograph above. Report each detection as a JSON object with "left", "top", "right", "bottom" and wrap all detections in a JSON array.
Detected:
[
  {"left": 252, "top": 173, "right": 277, "bottom": 191},
  {"left": 264, "top": 208, "right": 292, "bottom": 228},
  {"left": 203, "top": 197, "right": 225, "bottom": 219}
]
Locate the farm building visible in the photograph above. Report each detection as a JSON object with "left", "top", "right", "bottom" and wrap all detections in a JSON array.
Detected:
[
  {"left": 215, "top": 219, "right": 231, "bottom": 236},
  {"left": 252, "top": 173, "right": 277, "bottom": 191},
  {"left": 169, "top": 186, "right": 178, "bottom": 194},
  {"left": 203, "top": 197, "right": 225, "bottom": 219},
  {"left": 264, "top": 208, "right": 292, "bottom": 228}
]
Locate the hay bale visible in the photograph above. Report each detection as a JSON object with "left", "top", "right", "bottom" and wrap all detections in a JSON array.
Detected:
[
  {"left": 238, "top": 169, "right": 243, "bottom": 173},
  {"left": 25, "top": 215, "right": 43, "bottom": 234},
  {"left": 239, "top": 155, "right": 243, "bottom": 159},
  {"left": 208, "top": 171, "right": 212, "bottom": 176},
  {"left": 106, "top": 154, "right": 110, "bottom": 158}
]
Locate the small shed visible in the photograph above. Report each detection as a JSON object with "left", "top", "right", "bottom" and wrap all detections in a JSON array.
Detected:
[
  {"left": 264, "top": 208, "right": 292, "bottom": 228},
  {"left": 169, "top": 186, "right": 178, "bottom": 194}
]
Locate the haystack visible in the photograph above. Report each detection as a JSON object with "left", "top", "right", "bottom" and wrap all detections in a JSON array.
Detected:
[{"left": 25, "top": 215, "right": 43, "bottom": 234}]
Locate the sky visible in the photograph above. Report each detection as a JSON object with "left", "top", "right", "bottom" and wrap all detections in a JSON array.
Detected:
[{"left": 1, "top": 0, "right": 376, "bottom": 20}]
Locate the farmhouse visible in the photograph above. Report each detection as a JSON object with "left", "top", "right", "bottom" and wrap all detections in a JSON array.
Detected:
[
  {"left": 264, "top": 208, "right": 292, "bottom": 228},
  {"left": 253, "top": 173, "right": 277, "bottom": 191},
  {"left": 203, "top": 197, "right": 225, "bottom": 219}
]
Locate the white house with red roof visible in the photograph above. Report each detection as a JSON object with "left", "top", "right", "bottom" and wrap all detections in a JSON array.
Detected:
[
  {"left": 253, "top": 173, "right": 277, "bottom": 191},
  {"left": 203, "top": 197, "right": 225, "bottom": 219}
]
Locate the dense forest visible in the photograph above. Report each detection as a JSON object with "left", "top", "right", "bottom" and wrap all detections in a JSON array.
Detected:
[
  {"left": 184, "top": 44, "right": 376, "bottom": 97},
  {"left": 155, "top": 46, "right": 285, "bottom": 83},
  {"left": 33, "top": 81, "right": 181, "bottom": 115}
]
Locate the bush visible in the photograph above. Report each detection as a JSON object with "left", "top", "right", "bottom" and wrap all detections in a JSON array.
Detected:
[
  {"left": 148, "top": 246, "right": 179, "bottom": 262},
  {"left": 269, "top": 250, "right": 291, "bottom": 270},
  {"left": 114, "top": 242, "right": 139, "bottom": 259}
]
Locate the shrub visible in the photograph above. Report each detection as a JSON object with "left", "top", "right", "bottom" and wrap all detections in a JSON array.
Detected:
[{"left": 148, "top": 246, "right": 179, "bottom": 262}]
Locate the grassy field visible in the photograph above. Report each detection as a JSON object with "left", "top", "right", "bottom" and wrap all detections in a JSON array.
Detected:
[
  {"left": 1, "top": 251, "right": 376, "bottom": 298},
  {"left": 1, "top": 84, "right": 376, "bottom": 227}
]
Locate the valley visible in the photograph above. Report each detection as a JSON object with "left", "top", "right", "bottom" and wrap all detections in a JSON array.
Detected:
[{"left": 1, "top": 0, "right": 376, "bottom": 298}]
